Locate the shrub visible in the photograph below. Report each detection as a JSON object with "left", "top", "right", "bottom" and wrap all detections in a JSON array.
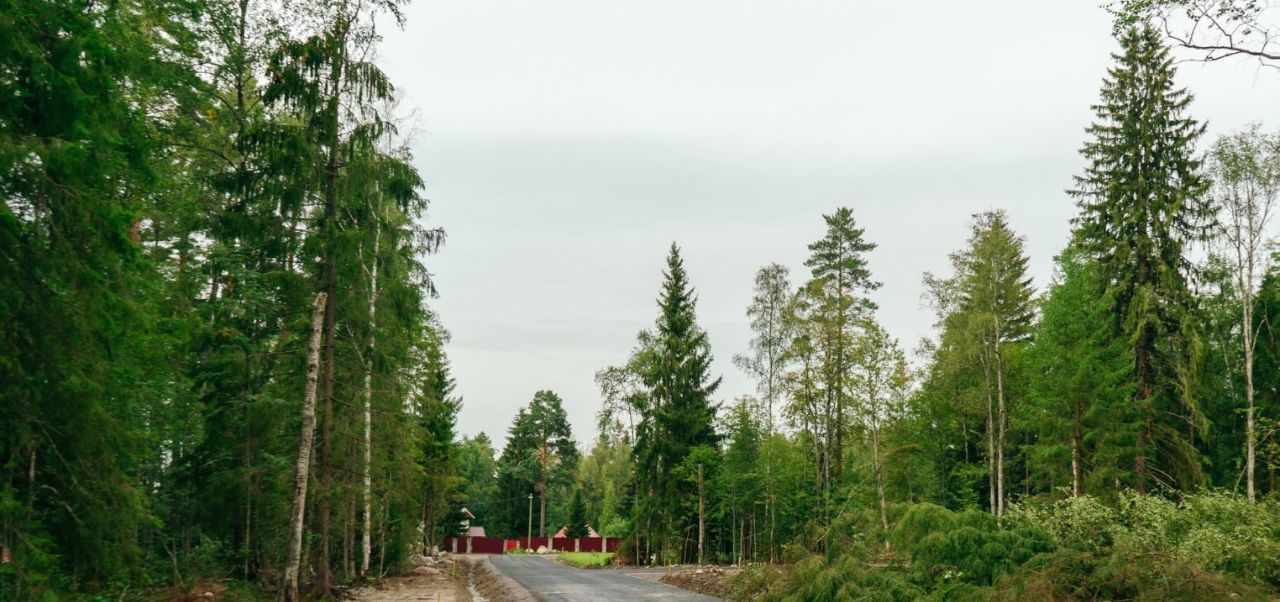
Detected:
[
  {"left": 997, "top": 546, "right": 1276, "bottom": 601},
  {"left": 1006, "top": 494, "right": 1118, "bottom": 550},
  {"left": 725, "top": 563, "right": 783, "bottom": 601},
  {"left": 765, "top": 495, "right": 1280, "bottom": 600},
  {"left": 1005, "top": 491, "right": 1280, "bottom": 595}
]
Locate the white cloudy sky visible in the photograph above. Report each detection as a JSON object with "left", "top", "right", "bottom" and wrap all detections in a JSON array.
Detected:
[{"left": 377, "top": 1, "right": 1280, "bottom": 446}]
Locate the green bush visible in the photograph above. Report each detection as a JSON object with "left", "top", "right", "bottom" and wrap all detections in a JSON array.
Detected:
[
  {"left": 998, "top": 545, "right": 1275, "bottom": 601},
  {"left": 1010, "top": 491, "right": 1280, "bottom": 588},
  {"left": 725, "top": 563, "right": 783, "bottom": 601},
  {"left": 759, "top": 493, "right": 1280, "bottom": 601}
]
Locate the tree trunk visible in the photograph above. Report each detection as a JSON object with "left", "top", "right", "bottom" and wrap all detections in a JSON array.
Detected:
[
  {"left": 344, "top": 495, "right": 354, "bottom": 579},
  {"left": 1134, "top": 332, "right": 1152, "bottom": 495},
  {"left": 697, "top": 463, "right": 705, "bottom": 565},
  {"left": 995, "top": 350, "right": 1007, "bottom": 518},
  {"left": 982, "top": 355, "right": 996, "bottom": 515},
  {"left": 281, "top": 293, "right": 327, "bottom": 602},
  {"left": 361, "top": 225, "right": 380, "bottom": 576},
  {"left": 870, "top": 411, "right": 889, "bottom": 550},
  {"left": 1072, "top": 400, "right": 1084, "bottom": 497},
  {"left": 318, "top": 260, "right": 335, "bottom": 594},
  {"left": 1244, "top": 292, "right": 1256, "bottom": 503},
  {"left": 770, "top": 492, "right": 777, "bottom": 563},
  {"left": 317, "top": 24, "right": 347, "bottom": 595},
  {"left": 539, "top": 481, "right": 546, "bottom": 538}
]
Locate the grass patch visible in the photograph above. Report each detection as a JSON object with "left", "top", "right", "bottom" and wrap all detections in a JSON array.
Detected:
[{"left": 559, "top": 552, "right": 614, "bottom": 569}]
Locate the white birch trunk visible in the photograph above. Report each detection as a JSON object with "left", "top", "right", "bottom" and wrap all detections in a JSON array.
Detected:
[
  {"left": 282, "top": 292, "right": 328, "bottom": 602},
  {"left": 995, "top": 349, "right": 1006, "bottom": 518},
  {"left": 361, "top": 226, "right": 380, "bottom": 576},
  {"left": 870, "top": 403, "right": 889, "bottom": 550},
  {"left": 982, "top": 354, "right": 996, "bottom": 516}
]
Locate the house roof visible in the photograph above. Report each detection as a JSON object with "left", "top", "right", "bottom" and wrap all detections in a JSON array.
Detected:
[
  {"left": 552, "top": 524, "right": 599, "bottom": 538},
  {"left": 467, "top": 526, "right": 486, "bottom": 537}
]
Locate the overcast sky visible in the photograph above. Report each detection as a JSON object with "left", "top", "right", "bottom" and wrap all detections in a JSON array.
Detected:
[{"left": 377, "top": 1, "right": 1280, "bottom": 448}]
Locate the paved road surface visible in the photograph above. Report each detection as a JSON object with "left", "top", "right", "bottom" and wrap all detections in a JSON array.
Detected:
[{"left": 489, "top": 556, "right": 718, "bottom": 601}]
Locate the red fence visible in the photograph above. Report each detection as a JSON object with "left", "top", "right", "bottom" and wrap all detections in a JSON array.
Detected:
[{"left": 441, "top": 536, "right": 619, "bottom": 555}]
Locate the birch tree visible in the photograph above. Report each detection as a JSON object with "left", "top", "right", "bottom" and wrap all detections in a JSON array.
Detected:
[
  {"left": 1209, "top": 126, "right": 1280, "bottom": 502},
  {"left": 359, "top": 219, "right": 380, "bottom": 576},
  {"left": 734, "top": 263, "right": 796, "bottom": 433},
  {"left": 282, "top": 292, "right": 328, "bottom": 602},
  {"left": 852, "top": 321, "right": 909, "bottom": 549},
  {"left": 945, "top": 211, "right": 1034, "bottom": 516}
]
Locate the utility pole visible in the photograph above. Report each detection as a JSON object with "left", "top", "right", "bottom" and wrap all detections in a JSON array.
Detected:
[
  {"left": 527, "top": 493, "right": 533, "bottom": 550},
  {"left": 697, "top": 463, "right": 705, "bottom": 565}
]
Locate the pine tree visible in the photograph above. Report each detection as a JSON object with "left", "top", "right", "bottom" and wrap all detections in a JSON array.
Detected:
[
  {"left": 494, "top": 392, "right": 577, "bottom": 539},
  {"left": 1070, "top": 25, "right": 1213, "bottom": 493},
  {"left": 803, "top": 208, "right": 879, "bottom": 483},
  {"left": 495, "top": 408, "right": 538, "bottom": 539},
  {"left": 527, "top": 391, "right": 579, "bottom": 538}
]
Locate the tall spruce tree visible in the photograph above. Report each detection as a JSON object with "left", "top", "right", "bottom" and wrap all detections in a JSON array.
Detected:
[
  {"left": 494, "top": 408, "right": 538, "bottom": 539},
  {"left": 633, "top": 243, "right": 721, "bottom": 563},
  {"left": 0, "top": 0, "right": 194, "bottom": 589},
  {"left": 566, "top": 488, "right": 590, "bottom": 538},
  {"left": 1070, "top": 25, "right": 1213, "bottom": 493}
]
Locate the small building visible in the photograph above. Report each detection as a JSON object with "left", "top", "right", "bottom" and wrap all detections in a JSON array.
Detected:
[
  {"left": 552, "top": 524, "right": 599, "bottom": 538},
  {"left": 459, "top": 508, "right": 487, "bottom": 537}
]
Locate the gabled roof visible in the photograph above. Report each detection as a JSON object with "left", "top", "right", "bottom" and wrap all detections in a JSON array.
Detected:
[{"left": 552, "top": 524, "right": 599, "bottom": 538}]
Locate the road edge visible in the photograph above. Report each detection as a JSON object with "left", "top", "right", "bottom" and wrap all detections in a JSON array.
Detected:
[{"left": 465, "top": 556, "right": 538, "bottom": 602}]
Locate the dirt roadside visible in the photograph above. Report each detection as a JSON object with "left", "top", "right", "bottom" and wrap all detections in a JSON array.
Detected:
[
  {"left": 658, "top": 566, "right": 737, "bottom": 598},
  {"left": 346, "top": 554, "right": 536, "bottom": 602},
  {"left": 347, "top": 557, "right": 471, "bottom": 602}
]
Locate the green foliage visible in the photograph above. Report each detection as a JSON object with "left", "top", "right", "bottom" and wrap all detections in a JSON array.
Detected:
[
  {"left": 1070, "top": 25, "right": 1213, "bottom": 493},
  {"left": 1009, "top": 491, "right": 1280, "bottom": 588},
  {"left": 631, "top": 244, "right": 722, "bottom": 563},
  {"left": 725, "top": 563, "right": 784, "bottom": 601},
  {"left": 757, "top": 495, "right": 1279, "bottom": 601},
  {"left": 0, "top": 0, "right": 451, "bottom": 592},
  {"left": 577, "top": 433, "right": 632, "bottom": 538},
  {"left": 458, "top": 434, "right": 499, "bottom": 522},
  {"left": 566, "top": 489, "right": 590, "bottom": 538},
  {"left": 493, "top": 391, "right": 578, "bottom": 538},
  {"left": 558, "top": 552, "right": 614, "bottom": 569},
  {"left": 733, "top": 263, "right": 796, "bottom": 433},
  {"left": 1024, "top": 251, "right": 1137, "bottom": 496}
]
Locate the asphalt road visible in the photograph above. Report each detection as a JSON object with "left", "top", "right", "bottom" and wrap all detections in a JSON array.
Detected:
[{"left": 488, "top": 556, "right": 718, "bottom": 601}]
